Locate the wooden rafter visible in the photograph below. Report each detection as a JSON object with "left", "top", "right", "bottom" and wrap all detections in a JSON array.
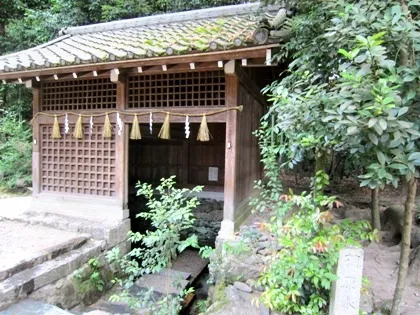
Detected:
[{"left": 0, "top": 45, "right": 278, "bottom": 81}]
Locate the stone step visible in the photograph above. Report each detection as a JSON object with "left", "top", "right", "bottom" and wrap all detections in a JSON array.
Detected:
[
  {"left": 0, "top": 240, "right": 106, "bottom": 309},
  {"left": 0, "top": 235, "right": 89, "bottom": 282},
  {"left": 0, "top": 300, "right": 73, "bottom": 315},
  {"left": 2, "top": 212, "right": 129, "bottom": 248}
]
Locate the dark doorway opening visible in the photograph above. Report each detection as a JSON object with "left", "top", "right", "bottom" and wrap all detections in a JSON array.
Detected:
[{"left": 127, "top": 123, "right": 226, "bottom": 246}]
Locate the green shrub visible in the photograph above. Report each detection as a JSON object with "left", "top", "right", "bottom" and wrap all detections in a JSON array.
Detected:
[
  {"left": 108, "top": 176, "right": 205, "bottom": 314},
  {"left": 0, "top": 113, "right": 32, "bottom": 189},
  {"left": 258, "top": 171, "right": 375, "bottom": 315}
]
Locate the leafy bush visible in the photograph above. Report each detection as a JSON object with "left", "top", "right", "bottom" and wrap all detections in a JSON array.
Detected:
[
  {"left": 258, "top": 171, "right": 375, "bottom": 315},
  {"left": 73, "top": 258, "right": 105, "bottom": 293},
  {"left": 0, "top": 113, "right": 32, "bottom": 189},
  {"left": 108, "top": 176, "right": 205, "bottom": 314}
]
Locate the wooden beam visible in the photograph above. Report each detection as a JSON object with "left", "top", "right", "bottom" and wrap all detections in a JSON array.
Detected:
[
  {"left": 25, "top": 80, "right": 32, "bottom": 88},
  {"left": 32, "top": 86, "right": 42, "bottom": 195},
  {"left": 110, "top": 68, "right": 120, "bottom": 82},
  {"left": 266, "top": 49, "right": 272, "bottom": 66},
  {"left": 241, "top": 57, "right": 277, "bottom": 67},
  {"left": 223, "top": 74, "right": 239, "bottom": 225},
  {"left": 224, "top": 60, "right": 267, "bottom": 107},
  {"left": 0, "top": 45, "right": 279, "bottom": 80},
  {"left": 126, "top": 62, "right": 218, "bottom": 75},
  {"left": 115, "top": 76, "right": 128, "bottom": 209}
]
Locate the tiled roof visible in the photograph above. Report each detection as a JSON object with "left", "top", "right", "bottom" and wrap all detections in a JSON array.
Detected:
[{"left": 0, "top": 2, "right": 283, "bottom": 74}]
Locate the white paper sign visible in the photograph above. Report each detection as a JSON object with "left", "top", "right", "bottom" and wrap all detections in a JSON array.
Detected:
[{"left": 208, "top": 167, "right": 218, "bottom": 182}]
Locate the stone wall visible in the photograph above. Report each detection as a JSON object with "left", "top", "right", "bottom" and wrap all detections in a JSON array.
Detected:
[{"left": 189, "top": 198, "right": 224, "bottom": 247}]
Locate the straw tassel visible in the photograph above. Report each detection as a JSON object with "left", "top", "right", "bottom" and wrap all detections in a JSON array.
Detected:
[
  {"left": 52, "top": 115, "right": 61, "bottom": 139},
  {"left": 197, "top": 115, "right": 211, "bottom": 142},
  {"left": 158, "top": 113, "right": 171, "bottom": 140},
  {"left": 103, "top": 113, "right": 113, "bottom": 138},
  {"left": 130, "top": 114, "right": 141, "bottom": 140},
  {"left": 73, "top": 114, "right": 83, "bottom": 139}
]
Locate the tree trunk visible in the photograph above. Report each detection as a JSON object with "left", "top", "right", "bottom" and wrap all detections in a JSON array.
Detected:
[
  {"left": 391, "top": 177, "right": 417, "bottom": 315},
  {"left": 371, "top": 187, "right": 381, "bottom": 230}
]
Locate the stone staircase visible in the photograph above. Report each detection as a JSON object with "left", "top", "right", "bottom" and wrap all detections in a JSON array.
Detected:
[{"left": 0, "top": 233, "right": 105, "bottom": 309}]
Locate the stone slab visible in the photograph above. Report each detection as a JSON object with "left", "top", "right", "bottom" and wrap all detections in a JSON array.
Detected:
[
  {"left": 0, "top": 300, "right": 71, "bottom": 315},
  {"left": 329, "top": 247, "right": 364, "bottom": 315},
  {"left": 0, "top": 240, "right": 104, "bottom": 308},
  {"left": 0, "top": 233, "right": 88, "bottom": 281},
  {"left": 159, "top": 268, "right": 191, "bottom": 280},
  {"left": 134, "top": 274, "right": 189, "bottom": 295},
  {"left": 0, "top": 220, "right": 87, "bottom": 280},
  {"left": 171, "top": 249, "right": 207, "bottom": 282}
]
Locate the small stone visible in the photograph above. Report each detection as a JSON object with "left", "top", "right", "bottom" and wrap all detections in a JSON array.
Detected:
[
  {"left": 256, "top": 242, "right": 268, "bottom": 251},
  {"left": 259, "top": 235, "right": 268, "bottom": 242},
  {"left": 55, "top": 279, "right": 64, "bottom": 289},
  {"left": 257, "top": 248, "right": 271, "bottom": 256},
  {"left": 234, "top": 281, "right": 253, "bottom": 293}
]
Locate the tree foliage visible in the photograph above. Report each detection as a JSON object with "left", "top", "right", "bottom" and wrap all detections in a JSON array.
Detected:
[{"left": 257, "top": 0, "right": 419, "bottom": 313}]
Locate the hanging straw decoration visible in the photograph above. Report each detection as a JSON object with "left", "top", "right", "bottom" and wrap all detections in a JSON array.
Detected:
[
  {"left": 185, "top": 115, "right": 190, "bottom": 139},
  {"left": 64, "top": 113, "right": 69, "bottom": 134},
  {"left": 117, "top": 112, "right": 123, "bottom": 136},
  {"left": 52, "top": 115, "right": 61, "bottom": 139},
  {"left": 73, "top": 114, "right": 83, "bottom": 139},
  {"left": 158, "top": 113, "right": 171, "bottom": 140},
  {"left": 89, "top": 116, "right": 94, "bottom": 134},
  {"left": 197, "top": 115, "right": 211, "bottom": 142},
  {"left": 103, "top": 113, "right": 113, "bottom": 138},
  {"left": 149, "top": 112, "right": 153, "bottom": 135},
  {"left": 130, "top": 114, "right": 141, "bottom": 140}
]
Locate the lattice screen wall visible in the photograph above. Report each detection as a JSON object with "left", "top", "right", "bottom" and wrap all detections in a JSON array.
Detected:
[
  {"left": 41, "top": 78, "right": 117, "bottom": 111},
  {"left": 40, "top": 124, "right": 116, "bottom": 197},
  {"left": 128, "top": 70, "right": 226, "bottom": 108}
]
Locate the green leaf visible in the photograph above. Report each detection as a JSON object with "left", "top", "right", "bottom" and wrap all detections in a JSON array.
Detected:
[
  {"left": 398, "top": 107, "right": 409, "bottom": 117},
  {"left": 347, "top": 126, "right": 358, "bottom": 135},
  {"left": 408, "top": 152, "right": 420, "bottom": 161},
  {"left": 368, "top": 118, "right": 377, "bottom": 128},
  {"left": 377, "top": 151, "right": 386, "bottom": 166},
  {"left": 378, "top": 119, "right": 387, "bottom": 131},
  {"left": 388, "top": 163, "right": 407, "bottom": 170},
  {"left": 373, "top": 123, "right": 383, "bottom": 135},
  {"left": 368, "top": 133, "right": 378, "bottom": 145}
]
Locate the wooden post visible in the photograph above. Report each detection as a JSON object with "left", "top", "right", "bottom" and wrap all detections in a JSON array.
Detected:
[
  {"left": 220, "top": 60, "right": 238, "bottom": 238},
  {"left": 115, "top": 76, "right": 128, "bottom": 210},
  {"left": 32, "top": 83, "right": 42, "bottom": 195}
]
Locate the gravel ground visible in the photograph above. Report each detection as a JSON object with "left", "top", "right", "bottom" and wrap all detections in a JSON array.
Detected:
[{"left": 0, "top": 220, "right": 81, "bottom": 270}]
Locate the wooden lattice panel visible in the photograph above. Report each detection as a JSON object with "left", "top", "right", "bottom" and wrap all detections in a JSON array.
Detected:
[
  {"left": 128, "top": 71, "right": 226, "bottom": 108},
  {"left": 40, "top": 124, "right": 116, "bottom": 197},
  {"left": 41, "top": 79, "right": 117, "bottom": 111}
]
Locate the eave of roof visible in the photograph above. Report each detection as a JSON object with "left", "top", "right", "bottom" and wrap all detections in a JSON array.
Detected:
[{"left": 0, "top": 2, "right": 286, "bottom": 80}]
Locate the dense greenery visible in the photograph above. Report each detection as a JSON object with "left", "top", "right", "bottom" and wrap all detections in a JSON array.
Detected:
[
  {"left": 259, "top": 171, "right": 374, "bottom": 314},
  {"left": 257, "top": 0, "right": 419, "bottom": 314},
  {"left": 107, "top": 177, "right": 204, "bottom": 314}
]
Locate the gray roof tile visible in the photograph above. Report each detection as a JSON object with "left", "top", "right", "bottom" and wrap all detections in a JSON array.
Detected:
[{"left": 0, "top": 2, "right": 283, "bottom": 73}]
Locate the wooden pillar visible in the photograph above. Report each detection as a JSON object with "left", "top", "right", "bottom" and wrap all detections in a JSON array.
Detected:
[
  {"left": 32, "top": 84, "right": 41, "bottom": 195},
  {"left": 115, "top": 76, "right": 128, "bottom": 212},
  {"left": 220, "top": 61, "right": 239, "bottom": 238}
]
